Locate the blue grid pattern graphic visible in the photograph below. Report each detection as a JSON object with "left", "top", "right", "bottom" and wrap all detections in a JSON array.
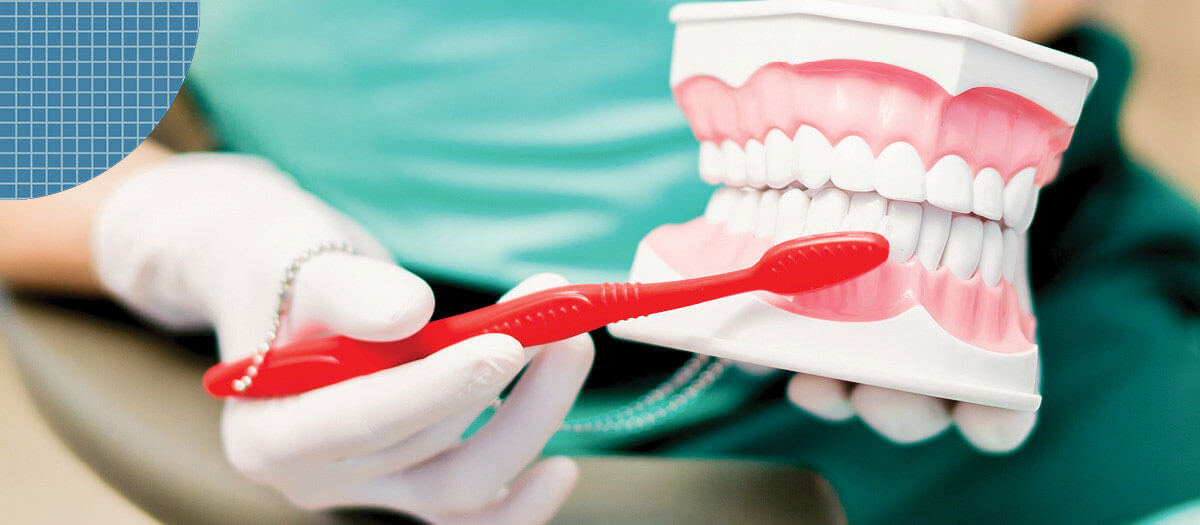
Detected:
[{"left": 0, "top": 1, "right": 198, "bottom": 199}]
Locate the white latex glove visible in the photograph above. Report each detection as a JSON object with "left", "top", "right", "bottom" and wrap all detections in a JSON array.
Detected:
[
  {"left": 221, "top": 274, "right": 593, "bottom": 524},
  {"left": 93, "top": 153, "right": 594, "bottom": 523},
  {"left": 838, "top": 0, "right": 1027, "bottom": 35},
  {"left": 786, "top": 374, "right": 1037, "bottom": 453}
]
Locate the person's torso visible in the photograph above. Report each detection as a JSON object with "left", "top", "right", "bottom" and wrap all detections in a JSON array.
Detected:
[
  {"left": 189, "top": 0, "right": 711, "bottom": 290},
  {"left": 189, "top": 7, "right": 1200, "bottom": 523}
]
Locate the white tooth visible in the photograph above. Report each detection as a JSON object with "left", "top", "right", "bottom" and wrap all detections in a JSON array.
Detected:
[
  {"left": 792, "top": 126, "right": 833, "bottom": 189},
  {"left": 873, "top": 142, "right": 925, "bottom": 202},
  {"left": 942, "top": 216, "right": 984, "bottom": 280},
  {"left": 725, "top": 188, "right": 760, "bottom": 234},
  {"left": 804, "top": 187, "right": 850, "bottom": 235},
  {"left": 915, "top": 203, "right": 952, "bottom": 271},
  {"left": 722, "top": 140, "right": 747, "bottom": 187},
  {"left": 744, "top": 139, "right": 767, "bottom": 188},
  {"left": 774, "top": 188, "right": 811, "bottom": 243},
  {"left": 764, "top": 129, "right": 793, "bottom": 189},
  {"left": 972, "top": 168, "right": 1005, "bottom": 221},
  {"left": 703, "top": 186, "right": 740, "bottom": 223},
  {"left": 1001, "top": 227, "right": 1020, "bottom": 284},
  {"left": 1014, "top": 188, "right": 1039, "bottom": 232},
  {"left": 925, "top": 156, "right": 974, "bottom": 213},
  {"left": 978, "top": 221, "right": 1003, "bottom": 286},
  {"left": 842, "top": 192, "right": 887, "bottom": 233},
  {"left": 830, "top": 136, "right": 875, "bottom": 192},
  {"left": 755, "top": 189, "right": 780, "bottom": 239},
  {"left": 1003, "top": 167, "right": 1036, "bottom": 228},
  {"left": 883, "top": 201, "right": 922, "bottom": 262},
  {"left": 1014, "top": 233, "right": 1033, "bottom": 311},
  {"left": 699, "top": 141, "right": 724, "bottom": 185}
]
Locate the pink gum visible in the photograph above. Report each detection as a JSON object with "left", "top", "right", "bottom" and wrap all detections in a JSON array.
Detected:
[
  {"left": 674, "top": 60, "right": 1075, "bottom": 186},
  {"left": 643, "top": 219, "right": 1036, "bottom": 353}
]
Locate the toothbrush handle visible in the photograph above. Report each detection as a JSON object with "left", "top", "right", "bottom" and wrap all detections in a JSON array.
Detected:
[
  {"left": 204, "top": 231, "right": 891, "bottom": 398},
  {"left": 204, "top": 272, "right": 751, "bottom": 398},
  {"left": 424, "top": 273, "right": 752, "bottom": 348}
]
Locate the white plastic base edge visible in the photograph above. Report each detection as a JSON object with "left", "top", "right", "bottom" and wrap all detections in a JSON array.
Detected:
[{"left": 608, "top": 242, "right": 1041, "bottom": 411}]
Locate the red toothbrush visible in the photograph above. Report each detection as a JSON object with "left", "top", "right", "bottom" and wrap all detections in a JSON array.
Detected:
[{"left": 204, "top": 231, "right": 888, "bottom": 398}]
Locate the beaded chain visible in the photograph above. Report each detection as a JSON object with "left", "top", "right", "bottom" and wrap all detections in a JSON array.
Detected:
[
  {"left": 237, "top": 241, "right": 727, "bottom": 433},
  {"left": 229, "top": 241, "right": 356, "bottom": 393},
  {"left": 557, "top": 355, "right": 729, "bottom": 433}
]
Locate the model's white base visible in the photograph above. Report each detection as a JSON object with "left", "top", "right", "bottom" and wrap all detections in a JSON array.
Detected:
[{"left": 608, "top": 243, "right": 1041, "bottom": 411}]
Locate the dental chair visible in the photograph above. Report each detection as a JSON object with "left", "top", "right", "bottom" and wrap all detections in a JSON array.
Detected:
[{"left": 0, "top": 288, "right": 843, "bottom": 524}]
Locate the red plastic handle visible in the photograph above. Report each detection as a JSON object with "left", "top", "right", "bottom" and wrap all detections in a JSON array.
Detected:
[
  {"left": 204, "top": 232, "right": 888, "bottom": 398},
  {"left": 203, "top": 281, "right": 740, "bottom": 397}
]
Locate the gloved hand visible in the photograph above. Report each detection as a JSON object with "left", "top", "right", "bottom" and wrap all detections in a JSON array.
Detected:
[
  {"left": 838, "top": 0, "right": 1027, "bottom": 35},
  {"left": 733, "top": 357, "right": 1035, "bottom": 452},
  {"left": 786, "top": 373, "right": 1036, "bottom": 453},
  {"left": 93, "top": 153, "right": 593, "bottom": 523},
  {"left": 221, "top": 274, "right": 593, "bottom": 524}
]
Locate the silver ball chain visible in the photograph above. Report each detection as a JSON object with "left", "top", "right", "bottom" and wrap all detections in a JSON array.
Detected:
[
  {"left": 557, "top": 354, "right": 730, "bottom": 434},
  {"left": 230, "top": 241, "right": 730, "bottom": 432},
  {"left": 230, "top": 241, "right": 357, "bottom": 394}
]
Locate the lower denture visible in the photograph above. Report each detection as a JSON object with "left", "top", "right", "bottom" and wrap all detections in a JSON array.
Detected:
[{"left": 644, "top": 218, "right": 1036, "bottom": 354}]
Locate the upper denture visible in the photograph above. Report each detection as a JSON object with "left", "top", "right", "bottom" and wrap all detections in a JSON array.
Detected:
[{"left": 674, "top": 60, "right": 1074, "bottom": 187}]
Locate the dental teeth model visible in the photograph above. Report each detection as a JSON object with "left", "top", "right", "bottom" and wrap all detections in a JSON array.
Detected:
[{"left": 609, "top": 1, "right": 1097, "bottom": 411}]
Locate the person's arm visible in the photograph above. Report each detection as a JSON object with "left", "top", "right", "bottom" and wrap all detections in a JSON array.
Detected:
[
  {"left": 80, "top": 150, "right": 590, "bottom": 522},
  {"left": 0, "top": 140, "right": 174, "bottom": 294}
]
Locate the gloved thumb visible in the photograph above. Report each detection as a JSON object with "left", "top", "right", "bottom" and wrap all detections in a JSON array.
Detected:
[
  {"left": 499, "top": 273, "right": 570, "bottom": 303},
  {"left": 497, "top": 273, "right": 572, "bottom": 362},
  {"left": 286, "top": 252, "right": 435, "bottom": 343}
]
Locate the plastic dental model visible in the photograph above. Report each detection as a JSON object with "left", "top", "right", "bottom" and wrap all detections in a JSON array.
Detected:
[
  {"left": 608, "top": 1, "right": 1098, "bottom": 411},
  {"left": 204, "top": 232, "right": 888, "bottom": 398}
]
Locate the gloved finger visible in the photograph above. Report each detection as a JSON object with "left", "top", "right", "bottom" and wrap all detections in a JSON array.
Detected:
[
  {"left": 333, "top": 212, "right": 393, "bottom": 261},
  {"left": 952, "top": 403, "right": 1037, "bottom": 454},
  {"left": 950, "top": 0, "right": 1025, "bottom": 32},
  {"left": 499, "top": 273, "right": 569, "bottom": 303},
  {"left": 223, "top": 334, "right": 524, "bottom": 468},
  {"left": 441, "top": 457, "right": 580, "bottom": 525},
  {"left": 353, "top": 456, "right": 579, "bottom": 524},
  {"left": 329, "top": 397, "right": 497, "bottom": 483},
  {"left": 414, "top": 333, "right": 592, "bottom": 505},
  {"left": 875, "top": 0, "right": 1023, "bottom": 33},
  {"left": 498, "top": 273, "right": 570, "bottom": 363},
  {"left": 287, "top": 252, "right": 435, "bottom": 342},
  {"left": 850, "top": 385, "right": 952, "bottom": 444},
  {"left": 786, "top": 374, "right": 855, "bottom": 422},
  {"left": 850, "top": 0, "right": 941, "bottom": 15},
  {"left": 932, "top": 0, "right": 970, "bottom": 18}
]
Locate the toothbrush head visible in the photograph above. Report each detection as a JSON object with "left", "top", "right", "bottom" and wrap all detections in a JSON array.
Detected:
[{"left": 754, "top": 231, "right": 889, "bottom": 295}]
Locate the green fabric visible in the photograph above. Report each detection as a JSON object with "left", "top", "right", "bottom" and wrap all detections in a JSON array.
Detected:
[
  {"left": 188, "top": 0, "right": 705, "bottom": 291},
  {"left": 1137, "top": 499, "right": 1200, "bottom": 524},
  {"left": 188, "top": 4, "right": 1200, "bottom": 522}
]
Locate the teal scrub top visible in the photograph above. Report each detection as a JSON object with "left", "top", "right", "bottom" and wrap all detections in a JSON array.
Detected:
[
  {"left": 188, "top": 0, "right": 706, "bottom": 290},
  {"left": 189, "top": 2, "right": 1200, "bottom": 523}
]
